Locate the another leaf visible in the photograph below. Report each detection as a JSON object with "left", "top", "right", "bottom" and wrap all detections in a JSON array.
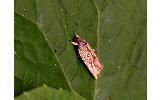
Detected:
[{"left": 15, "top": 85, "right": 85, "bottom": 100}]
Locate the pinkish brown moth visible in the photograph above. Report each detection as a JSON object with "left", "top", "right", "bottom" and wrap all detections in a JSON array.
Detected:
[{"left": 72, "top": 33, "right": 103, "bottom": 79}]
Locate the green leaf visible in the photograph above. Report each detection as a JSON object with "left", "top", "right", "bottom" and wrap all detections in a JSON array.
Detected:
[
  {"left": 15, "top": 0, "right": 97, "bottom": 99},
  {"left": 14, "top": 13, "right": 71, "bottom": 96},
  {"left": 15, "top": 85, "right": 85, "bottom": 100},
  {"left": 15, "top": 0, "right": 146, "bottom": 100},
  {"left": 94, "top": 0, "right": 147, "bottom": 100}
]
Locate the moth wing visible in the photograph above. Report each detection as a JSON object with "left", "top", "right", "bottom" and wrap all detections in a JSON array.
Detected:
[{"left": 78, "top": 44, "right": 102, "bottom": 79}]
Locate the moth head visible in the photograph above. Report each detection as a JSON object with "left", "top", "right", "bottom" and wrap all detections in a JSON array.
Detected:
[
  {"left": 72, "top": 32, "right": 80, "bottom": 45},
  {"left": 72, "top": 32, "right": 87, "bottom": 45}
]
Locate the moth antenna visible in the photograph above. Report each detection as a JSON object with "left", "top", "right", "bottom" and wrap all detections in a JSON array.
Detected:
[{"left": 74, "top": 32, "right": 80, "bottom": 38}]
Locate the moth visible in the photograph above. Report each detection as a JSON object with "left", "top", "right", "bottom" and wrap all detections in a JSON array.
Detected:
[{"left": 72, "top": 33, "right": 103, "bottom": 79}]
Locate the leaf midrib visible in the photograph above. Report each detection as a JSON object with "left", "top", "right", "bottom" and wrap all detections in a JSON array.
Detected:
[{"left": 93, "top": 0, "right": 100, "bottom": 99}]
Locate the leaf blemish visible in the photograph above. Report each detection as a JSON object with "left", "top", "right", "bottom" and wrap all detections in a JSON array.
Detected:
[
  {"left": 60, "top": 8, "right": 63, "bottom": 12},
  {"left": 54, "top": 49, "right": 57, "bottom": 53},
  {"left": 75, "top": 23, "right": 78, "bottom": 26}
]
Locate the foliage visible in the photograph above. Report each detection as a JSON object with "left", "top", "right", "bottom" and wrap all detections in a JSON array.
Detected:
[{"left": 15, "top": 0, "right": 146, "bottom": 99}]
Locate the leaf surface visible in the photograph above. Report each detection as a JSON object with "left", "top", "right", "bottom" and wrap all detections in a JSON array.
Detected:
[{"left": 15, "top": 0, "right": 147, "bottom": 100}]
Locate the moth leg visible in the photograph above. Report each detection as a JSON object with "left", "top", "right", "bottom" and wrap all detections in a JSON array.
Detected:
[{"left": 72, "top": 42, "right": 78, "bottom": 45}]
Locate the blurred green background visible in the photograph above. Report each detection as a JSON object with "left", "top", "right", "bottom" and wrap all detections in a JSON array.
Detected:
[{"left": 14, "top": 0, "right": 147, "bottom": 100}]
